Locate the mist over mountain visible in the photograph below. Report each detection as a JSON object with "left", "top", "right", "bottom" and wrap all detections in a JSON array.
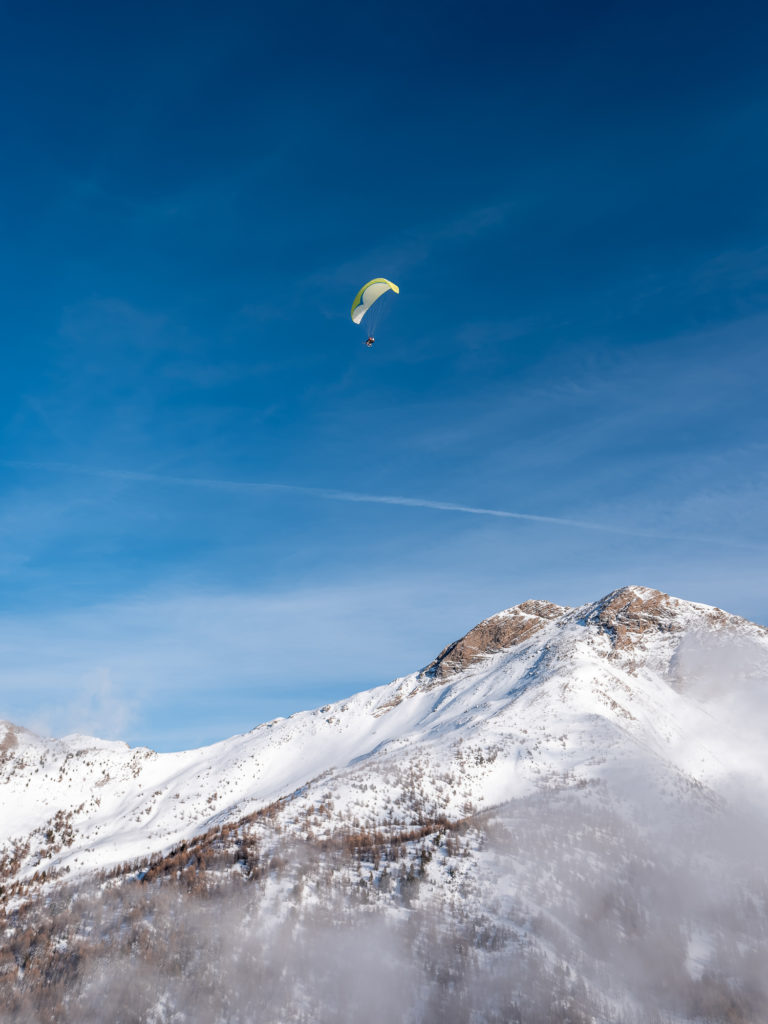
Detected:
[{"left": 2, "top": 585, "right": 768, "bottom": 1022}]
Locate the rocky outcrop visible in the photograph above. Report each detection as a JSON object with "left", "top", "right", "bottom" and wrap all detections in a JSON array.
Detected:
[
  {"left": 587, "top": 587, "right": 678, "bottom": 654},
  {"left": 0, "top": 723, "right": 20, "bottom": 754},
  {"left": 420, "top": 599, "right": 569, "bottom": 682},
  {"left": 583, "top": 585, "right": 767, "bottom": 657}
]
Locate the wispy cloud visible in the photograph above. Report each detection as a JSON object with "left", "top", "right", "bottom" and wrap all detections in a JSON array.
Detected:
[
  {"left": 22, "top": 666, "right": 138, "bottom": 743},
  {"left": 3, "top": 460, "right": 765, "bottom": 550}
]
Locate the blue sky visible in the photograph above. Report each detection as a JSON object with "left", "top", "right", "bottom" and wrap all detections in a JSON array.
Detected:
[{"left": 1, "top": 0, "right": 767, "bottom": 750}]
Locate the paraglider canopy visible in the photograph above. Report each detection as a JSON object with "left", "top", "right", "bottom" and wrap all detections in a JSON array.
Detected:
[{"left": 350, "top": 278, "right": 400, "bottom": 325}]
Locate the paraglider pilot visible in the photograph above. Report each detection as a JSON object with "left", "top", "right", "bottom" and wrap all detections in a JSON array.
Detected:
[{"left": 351, "top": 279, "right": 399, "bottom": 347}]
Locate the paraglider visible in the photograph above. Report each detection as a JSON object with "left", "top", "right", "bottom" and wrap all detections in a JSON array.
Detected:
[{"left": 351, "top": 278, "right": 399, "bottom": 347}]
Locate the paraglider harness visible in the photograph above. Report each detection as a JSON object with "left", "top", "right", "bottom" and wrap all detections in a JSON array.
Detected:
[{"left": 365, "top": 337, "right": 375, "bottom": 347}]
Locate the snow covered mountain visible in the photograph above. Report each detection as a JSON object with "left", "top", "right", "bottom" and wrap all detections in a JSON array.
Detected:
[
  {"left": 4, "top": 584, "right": 768, "bottom": 1023},
  {"left": 3, "top": 584, "right": 767, "bottom": 899}
]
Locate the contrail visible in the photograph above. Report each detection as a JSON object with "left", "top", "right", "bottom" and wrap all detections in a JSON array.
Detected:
[
  {"left": 1, "top": 459, "right": 760, "bottom": 548},
  {"left": 3, "top": 460, "right": 629, "bottom": 532}
]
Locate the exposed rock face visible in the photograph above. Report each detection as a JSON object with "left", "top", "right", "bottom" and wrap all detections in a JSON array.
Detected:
[
  {"left": 0, "top": 723, "right": 20, "bottom": 754},
  {"left": 583, "top": 585, "right": 767, "bottom": 658},
  {"left": 420, "top": 599, "right": 569, "bottom": 681},
  {"left": 416, "top": 585, "right": 767, "bottom": 683},
  {"left": 587, "top": 586, "right": 678, "bottom": 654}
]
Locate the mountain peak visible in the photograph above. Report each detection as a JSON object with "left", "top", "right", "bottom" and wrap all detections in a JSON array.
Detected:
[
  {"left": 583, "top": 585, "right": 765, "bottom": 654},
  {"left": 420, "top": 598, "right": 569, "bottom": 682},
  {"left": 584, "top": 586, "right": 683, "bottom": 658},
  {"left": 418, "top": 585, "right": 766, "bottom": 683},
  {"left": 418, "top": 585, "right": 693, "bottom": 682}
]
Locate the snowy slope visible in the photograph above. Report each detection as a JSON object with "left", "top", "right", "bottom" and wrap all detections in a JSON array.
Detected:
[{"left": 2, "top": 585, "right": 767, "bottom": 891}]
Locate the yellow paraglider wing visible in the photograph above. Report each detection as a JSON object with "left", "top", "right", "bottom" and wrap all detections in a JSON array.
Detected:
[{"left": 350, "top": 278, "right": 400, "bottom": 325}]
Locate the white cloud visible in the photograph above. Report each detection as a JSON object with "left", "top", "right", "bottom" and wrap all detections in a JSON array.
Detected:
[{"left": 24, "top": 666, "right": 137, "bottom": 743}]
